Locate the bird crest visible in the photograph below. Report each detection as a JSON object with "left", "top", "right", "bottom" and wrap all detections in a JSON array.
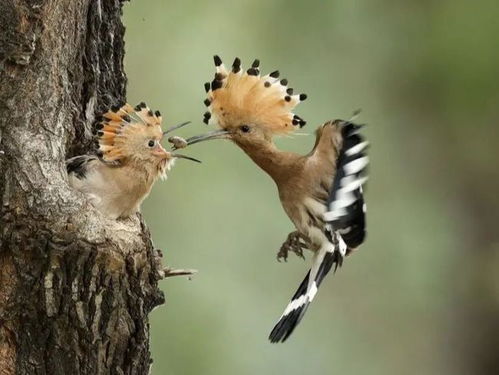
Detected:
[
  {"left": 95, "top": 102, "right": 164, "bottom": 162},
  {"left": 203, "top": 56, "right": 307, "bottom": 135}
]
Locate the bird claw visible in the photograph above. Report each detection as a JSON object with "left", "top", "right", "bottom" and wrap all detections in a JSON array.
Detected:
[
  {"left": 294, "top": 247, "right": 306, "bottom": 260},
  {"left": 276, "top": 231, "right": 307, "bottom": 262},
  {"left": 276, "top": 248, "right": 288, "bottom": 262}
]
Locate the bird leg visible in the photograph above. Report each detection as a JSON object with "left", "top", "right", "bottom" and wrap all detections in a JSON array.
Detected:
[{"left": 277, "top": 231, "right": 308, "bottom": 262}]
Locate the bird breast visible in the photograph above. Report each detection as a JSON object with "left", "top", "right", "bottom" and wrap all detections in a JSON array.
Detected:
[
  {"left": 281, "top": 195, "right": 330, "bottom": 251},
  {"left": 71, "top": 162, "right": 157, "bottom": 219}
]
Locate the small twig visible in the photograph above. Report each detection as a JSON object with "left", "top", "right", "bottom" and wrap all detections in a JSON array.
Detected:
[
  {"left": 163, "top": 267, "right": 198, "bottom": 279},
  {"left": 0, "top": 150, "right": 4, "bottom": 155}
]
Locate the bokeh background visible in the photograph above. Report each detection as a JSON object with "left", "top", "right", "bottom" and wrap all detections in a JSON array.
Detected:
[{"left": 123, "top": 1, "right": 499, "bottom": 374}]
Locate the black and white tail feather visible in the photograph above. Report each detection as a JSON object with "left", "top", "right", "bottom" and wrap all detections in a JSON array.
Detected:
[{"left": 269, "top": 121, "right": 369, "bottom": 343}]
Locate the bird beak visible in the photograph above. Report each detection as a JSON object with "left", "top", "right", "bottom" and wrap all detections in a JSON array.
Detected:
[
  {"left": 172, "top": 154, "right": 202, "bottom": 163},
  {"left": 154, "top": 146, "right": 201, "bottom": 163},
  {"left": 152, "top": 145, "right": 171, "bottom": 158},
  {"left": 179, "top": 129, "right": 231, "bottom": 148},
  {"left": 163, "top": 121, "right": 191, "bottom": 135}
]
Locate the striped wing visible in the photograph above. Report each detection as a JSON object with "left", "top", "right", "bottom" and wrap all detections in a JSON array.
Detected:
[
  {"left": 66, "top": 155, "right": 98, "bottom": 180},
  {"left": 324, "top": 121, "right": 369, "bottom": 248}
]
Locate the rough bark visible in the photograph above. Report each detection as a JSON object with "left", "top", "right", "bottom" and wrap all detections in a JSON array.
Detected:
[{"left": 0, "top": 1, "right": 165, "bottom": 374}]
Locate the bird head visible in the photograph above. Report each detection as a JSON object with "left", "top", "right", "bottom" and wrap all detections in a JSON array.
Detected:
[
  {"left": 181, "top": 56, "right": 307, "bottom": 149},
  {"left": 96, "top": 102, "right": 200, "bottom": 178}
]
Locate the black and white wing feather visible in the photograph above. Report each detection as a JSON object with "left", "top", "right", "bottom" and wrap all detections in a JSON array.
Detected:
[
  {"left": 66, "top": 155, "right": 98, "bottom": 179},
  {"left": 324, "top": 121, "right": 369, "bottom": 248}
]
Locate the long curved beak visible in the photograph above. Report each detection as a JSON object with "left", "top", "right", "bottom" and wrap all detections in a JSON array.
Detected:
[
  {"left": 172, "top": 154, "right": 202, "bottom": 163},
  {"left": 154, "top": 146, "right": 200, "bottom": 163},
  {"left": 163, "top": 121, "right": 191, "bottom": 135},
  {"left": 179, "top": 129, "right": 231, "bottom": 149}
]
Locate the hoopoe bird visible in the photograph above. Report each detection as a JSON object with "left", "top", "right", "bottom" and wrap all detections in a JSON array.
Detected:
[
  {"left": 67, "top": 102, "right": 200, "bottom": 219},
  {"left": 177, "top": 56, "right": 369, "bottom": 342}
]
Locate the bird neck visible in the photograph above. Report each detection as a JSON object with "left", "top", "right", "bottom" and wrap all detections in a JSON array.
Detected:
[
  {"left": 125, "top": 159, "right": 161, "bottom": 186},
  {"left": 237, "top": 140, "right": 298, "bottom": 182}
]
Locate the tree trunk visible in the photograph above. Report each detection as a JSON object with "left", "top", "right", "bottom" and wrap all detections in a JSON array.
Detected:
[{"left": 0, "top": 1, "right": 165, "bottom": 374}]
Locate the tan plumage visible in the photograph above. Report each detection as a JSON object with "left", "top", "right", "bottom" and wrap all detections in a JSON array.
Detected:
[
  {"left": 203, "top": 56, "right": 307, "bottom": 134},
  {"left": 184, "top": 56, "right": 369, "bottom": 343},
  {"left": 67, "top": 102, "right": 199, "bottom": 219},
  {"left": 67, "top": 155, "right": 165, "bottom": 219},
  {"left": 97, "top": 102, "right": 164, "bottom": 165}
]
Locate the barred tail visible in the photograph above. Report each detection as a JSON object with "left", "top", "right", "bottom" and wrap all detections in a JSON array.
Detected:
[{"left": 268, "top": 246, "right": 342, "bottom": 343}]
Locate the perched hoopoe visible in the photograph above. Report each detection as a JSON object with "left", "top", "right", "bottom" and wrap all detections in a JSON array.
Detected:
[
  {"left": 177, "top": 57, "right": 369, "bottom": 342},
  {"left": 67, "top": 102, "right": 200, "bottom": 219}
]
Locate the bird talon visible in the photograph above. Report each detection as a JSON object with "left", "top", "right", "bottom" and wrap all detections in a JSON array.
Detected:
[
  {"left": 276, "top": 251, "right": 288, "bottom": 263},
  {"left": 295, "top": 248, "right": 305, "bottom": 260},
  {"left": 277, "top": 231, "right": 308, "bottom": 262},
  {"left": 290, "top": 245, "right": 306, "bottom": 260}
]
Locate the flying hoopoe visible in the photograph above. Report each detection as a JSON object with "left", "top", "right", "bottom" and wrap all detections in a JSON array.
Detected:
[
  {"left": 67, "top": 102, "right": 200, "bottom": 219},
  {"left": 176, "top": 56, "right": 369, "bottom": 343}
]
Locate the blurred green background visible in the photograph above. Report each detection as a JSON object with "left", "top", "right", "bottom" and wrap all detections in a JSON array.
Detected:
[{"left": 123, "top": 1, "right": 499, "bottom": 374}]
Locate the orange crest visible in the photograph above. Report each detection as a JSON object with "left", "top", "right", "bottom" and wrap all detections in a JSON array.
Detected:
[
  {"left": 203, "top": 56, "right": 307, "bottom": 134},
  {"left": 95, "top": 102, "right": 163, "bottom": 162}
]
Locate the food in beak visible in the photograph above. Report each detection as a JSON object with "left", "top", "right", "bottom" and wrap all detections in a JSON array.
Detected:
[{"left": 168, "top": 136, "right": 188, "bottom": 150}]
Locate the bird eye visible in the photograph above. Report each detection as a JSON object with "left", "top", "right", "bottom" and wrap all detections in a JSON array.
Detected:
[
  {"left": 148, "top": 140, "right": 156, "bottom": 147},
  {"left": 240, "top": 125, "right": 250, "bottom": 133}
]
